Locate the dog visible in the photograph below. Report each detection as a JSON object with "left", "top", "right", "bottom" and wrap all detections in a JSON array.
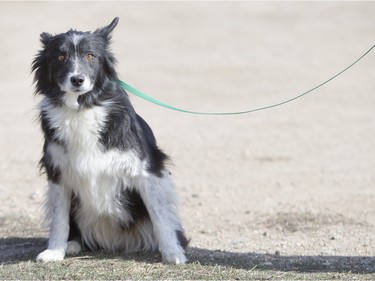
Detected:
[{"left": 32, "top": 17, "right": 188, "bottom": 264}]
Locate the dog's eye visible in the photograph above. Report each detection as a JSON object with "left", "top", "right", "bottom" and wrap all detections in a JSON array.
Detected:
[
  {"left": 86, "top": 53, "right": 95, "bottom": 61},
  {"left": 57, "top": 55, "right": 65, "bottom": 62}
]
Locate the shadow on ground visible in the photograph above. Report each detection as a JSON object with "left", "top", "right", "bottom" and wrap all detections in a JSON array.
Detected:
[
  {"left": 0, "top": 237, "right": 46, "bottom": 264},
  {"left": 187, "top": 247, "right": 375, "bottom": 274},
  {"left": 1, "top": 237, "right": 373, "bottom": 273}
]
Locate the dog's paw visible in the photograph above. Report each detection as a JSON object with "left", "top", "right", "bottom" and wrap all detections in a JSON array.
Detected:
[
  {"left": 36, "top": 249, "right": 65, "bottom": 262},
  {"left": 66, "top": 241, "right": 82, "bottom": 256},
  {"left": 161, "top": 248, "right": 187, "bottom": 264}
]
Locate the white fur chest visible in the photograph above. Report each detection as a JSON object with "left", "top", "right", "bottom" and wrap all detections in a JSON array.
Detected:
[
  {"left": 40, "top": 97, "right": 107, "bottom": 152},
  {"left": 40, "top": 98, "right": 146, "bottom": 216}
]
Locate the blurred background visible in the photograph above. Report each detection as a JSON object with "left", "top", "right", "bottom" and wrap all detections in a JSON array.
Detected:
[{"left": 0, "top": 2, "right": 374, "bottom": 255}]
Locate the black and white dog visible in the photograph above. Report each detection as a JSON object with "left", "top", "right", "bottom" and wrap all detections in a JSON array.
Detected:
[{"left": 32, "top": 17, "right": 188, "bottom": 264}]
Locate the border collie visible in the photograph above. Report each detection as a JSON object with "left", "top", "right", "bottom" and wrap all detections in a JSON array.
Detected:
[{"left": 32, "top": 17, "right": 188, "bottom": 264}]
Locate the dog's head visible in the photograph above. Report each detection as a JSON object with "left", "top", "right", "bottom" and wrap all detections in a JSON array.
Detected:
[{"left": 32, "top": 17, "right": 119, "bottom": 107}]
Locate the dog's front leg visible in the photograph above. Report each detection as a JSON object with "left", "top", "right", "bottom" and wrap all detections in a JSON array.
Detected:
[
  {"left": 37, "top": 182, "right": 71, "bottom": 262},
  {"left": 139, "top": 174, "right": 187, "bottom": 264}
]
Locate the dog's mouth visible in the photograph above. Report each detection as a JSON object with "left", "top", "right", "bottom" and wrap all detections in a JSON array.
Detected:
[
  {"left": 72, "top": 88, "right": 86, "bottom": 94},
  {"left": 59, "top": 82, "right": 93, "bottom": 96},
  {"left": 59, "top": 85, "right": 85, "bottom": 95}
]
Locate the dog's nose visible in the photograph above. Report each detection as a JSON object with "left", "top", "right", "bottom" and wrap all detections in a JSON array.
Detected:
[{"left": 70, "top": 75, "right": 85, "bottom": 87}]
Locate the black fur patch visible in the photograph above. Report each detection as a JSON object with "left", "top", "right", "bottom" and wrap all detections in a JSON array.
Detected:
[
  {"left": 120, "top": 189, "right": 150, "bottom": 230},
  {"left": 176, "top": 230, "right": 189, "bottom": 249},
  {"left": 98, "top": 87, "right": 145, "bottom": 155},
  {"left": 68, "top": 195, "right": 82, "bottom": 243},
  {"left": 136, "top": 115, "right": 168, "bottom": 176},
  {"left": 39, "top": 142, "right": 61, "bottom": 184}
]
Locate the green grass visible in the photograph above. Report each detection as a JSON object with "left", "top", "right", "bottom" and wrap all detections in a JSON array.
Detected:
[
  {"left": 1, "top": 216, "right": 374, "bottom": 280},
  {"left": 1, "top": 255, "right": 375, "bottom": 280},
  {"left": 1, "top": 241, "right": 374, "bottom": 280}
]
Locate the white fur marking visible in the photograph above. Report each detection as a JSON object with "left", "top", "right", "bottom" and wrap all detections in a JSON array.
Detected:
[
  {"left": 62, "top": 92, "right": 80, "bottom": 110},
  {"left": 36, "top": 249, "right": 65, "bottom": 262},
  {"left": 72, "top": 33, "right": 83, "bottom": 46}
]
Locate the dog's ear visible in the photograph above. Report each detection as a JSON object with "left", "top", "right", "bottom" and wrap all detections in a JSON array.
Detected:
[
  {"left": 94, "top": 17, "right": 119, "bottom": 39},
  {"left": 40, "top": 32, "right": 52, "bottom": 45}
]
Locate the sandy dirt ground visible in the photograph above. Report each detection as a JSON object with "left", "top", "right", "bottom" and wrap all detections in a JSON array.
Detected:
[{"left": 0, "top": 1, "right": 374, "bottom": 268}]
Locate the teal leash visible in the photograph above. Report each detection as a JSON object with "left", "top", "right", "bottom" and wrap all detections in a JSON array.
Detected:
[{"left": 119, "top": 44, "right": 375, "bottom": 115}]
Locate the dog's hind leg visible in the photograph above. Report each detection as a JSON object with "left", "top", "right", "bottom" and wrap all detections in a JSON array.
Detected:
[
  {"left": 37, "top": 182, "right": 71, "bottom": 262},
  {"left": 138, "top": 171, "right": 188, "bottom": 264},
  {"left": 66, "top": 241, "right": 82, "bottom": 255}
]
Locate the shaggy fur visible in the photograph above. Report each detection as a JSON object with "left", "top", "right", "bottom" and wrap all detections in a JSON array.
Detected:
[{"left": 32, "top": 17, "right": 188, "bottom": 264}]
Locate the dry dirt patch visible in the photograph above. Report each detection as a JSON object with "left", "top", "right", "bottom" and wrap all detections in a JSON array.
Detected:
[{"left": 259, "top": 211, "right": 364, "bottom": 233}]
